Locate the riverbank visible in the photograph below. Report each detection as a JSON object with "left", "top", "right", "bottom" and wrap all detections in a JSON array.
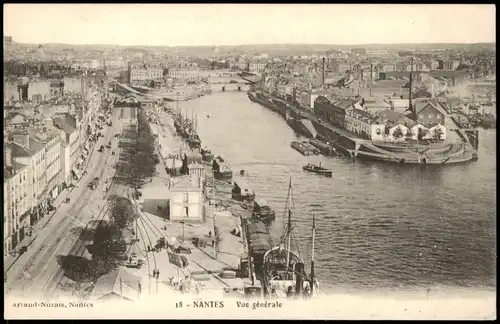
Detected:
[
  {"left": 248, "top": 90, "right": 479, "bottom": 165},
  {"left": 134, "top": 102, "right": 253, "bottom": 297}
]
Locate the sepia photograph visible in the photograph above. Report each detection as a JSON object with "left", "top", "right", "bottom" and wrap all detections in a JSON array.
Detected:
[{"left": 3, "top": 3, "right": 496, "bottom": 320}]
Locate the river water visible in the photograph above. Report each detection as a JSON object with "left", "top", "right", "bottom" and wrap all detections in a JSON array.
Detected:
[{"left": 178, "top": 91, "right": 496, "bottom": 294}]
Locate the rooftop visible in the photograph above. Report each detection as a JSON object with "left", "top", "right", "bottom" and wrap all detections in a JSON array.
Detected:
[
  {"left": 90, "top": 267, "right": 142, "bottom": 301},
  {"left": 171, "top": 176, "right": 201, "bottom": 192}
]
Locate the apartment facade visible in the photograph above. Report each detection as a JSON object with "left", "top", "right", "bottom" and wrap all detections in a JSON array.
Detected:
[{"left": 4, "top": 144, "right": 32, "bottom": 256}]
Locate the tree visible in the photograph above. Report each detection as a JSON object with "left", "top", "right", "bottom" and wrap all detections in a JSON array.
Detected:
[
  {"left": 432, "top": 127, "right": 444, "bottom": 142},
  {"left": 417, "top": 127, "right": 424, "bottom": 141},
  {"left": 392, "top": 126, "right": 404, "bottom": 141},
  {"left": 405, "top": 128, "right": 414, "bottom": 141},
  {"left": 110, "top": 197, "right": 137, "bottom": 229},
  {"left": 90, "top": 220, "right": 126, "bottom": 280}
]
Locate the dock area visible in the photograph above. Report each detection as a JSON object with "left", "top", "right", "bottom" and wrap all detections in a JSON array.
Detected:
[
  {"left": 132, "top": 102, "right": 256, "bottom": 297},
  {"left": 252, "top": 90, "right": 479, "bottom": 165}
]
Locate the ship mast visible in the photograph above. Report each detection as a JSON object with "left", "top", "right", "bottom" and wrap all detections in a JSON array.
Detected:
[
  {"left": 286, "top": 178, "right": 292, "bottom": 271},
  {"left": 310, "top": 214, "right": 316, "bottom": 295}
]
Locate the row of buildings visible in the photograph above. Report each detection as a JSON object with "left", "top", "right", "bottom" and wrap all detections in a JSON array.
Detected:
[
  {"left": 313, "top": 95, "right": 450, "bottom": 142},
  {"left": 3, "top": 76, "right": 107, "bottom": 259}
]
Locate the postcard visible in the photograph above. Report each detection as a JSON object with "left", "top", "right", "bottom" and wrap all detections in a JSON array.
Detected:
[{"left": 3, "top": 3, "right": 496, "bottom": 320}]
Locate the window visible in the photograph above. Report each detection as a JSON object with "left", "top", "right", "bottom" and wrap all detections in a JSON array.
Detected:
[
  {"left": 184, "top": 206, "right": 189, "bottom": 217},
  {"left": 183, "top": 193, "right": 189, "bottom": 203},
  {"left": 428, "top": 114, "right": 433, "bottom": 119},
  {"left": 437, "top": 114, "right": 442, "bottom": 119}
]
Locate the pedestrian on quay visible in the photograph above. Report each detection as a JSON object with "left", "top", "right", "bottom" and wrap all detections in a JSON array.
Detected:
[
  {"left": 153, "top": 269, "right": 157, "bottom": 278},
  {"left": 148, "top": 245, "right": 151, "bottom": 252},
  {"left": 156, "top": 270, "right": 160, "bottom": 280}
]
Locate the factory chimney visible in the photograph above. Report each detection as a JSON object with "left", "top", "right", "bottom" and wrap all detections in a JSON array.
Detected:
[
  {"left": 409, "top": 57, "right": 417, "bottom": 121},
  {"left": 322, "top": 57, "right": 326, "bottom": 86}
]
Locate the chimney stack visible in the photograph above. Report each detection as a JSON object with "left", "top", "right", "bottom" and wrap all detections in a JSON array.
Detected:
[{"left": 322, "top": 57, "right": 326, "bottom": 86}]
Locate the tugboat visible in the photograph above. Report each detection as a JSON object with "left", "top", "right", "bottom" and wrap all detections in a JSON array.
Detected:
[
  {"left": 302, "top": 162, "right": 332, "bottom": 177},
  {"left": 201, "top": 147, "right": 214, "bottom": 163}
]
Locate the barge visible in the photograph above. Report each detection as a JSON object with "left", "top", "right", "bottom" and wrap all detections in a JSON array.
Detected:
[
  {"left": 301, "top": 141, "right": 320, "bottom": 155},
  {"left": 309, "top": 139, "right": 337, "bottom": 156},
  {"left": 290, "top": 141, "right": 312, "bottom": 156}
]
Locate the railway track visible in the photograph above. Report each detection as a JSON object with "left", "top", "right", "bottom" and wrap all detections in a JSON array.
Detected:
[
  {"left": 5, "top": 123, "right": 118, "bottom": 296},
  {"left": 5, "top": 112, "right": 125, "bottom": 298},
  {"left": 42, "top": 121, "right": 137, "bottom": 297}
]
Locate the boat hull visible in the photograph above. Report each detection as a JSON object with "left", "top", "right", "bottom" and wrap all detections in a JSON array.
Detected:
[
  {"left": 214, "top": 171, "right": 233, "bottom": 180},
  {"left": 302, "top": 167, "right": 333, "bottom": 177},
  {"left": 232, "top": 191, "right": 256, "bottom": 202},
  {"left": 202, "top": 154, "right": 214, "bottom": 163},
  {"left": 291, "top": 141, "right": 312, "bottom": 156},
  {"left": 309, "top": 139, "right": 337, "bottom": 156}
]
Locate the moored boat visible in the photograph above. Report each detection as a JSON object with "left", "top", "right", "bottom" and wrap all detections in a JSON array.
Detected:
[
  {"left": 301, "top": 141, "right": 319, "bottom": 155},
  {"left": 290, "top": 141, "right": 312, "bottom": 156},
  {"left": 261, "top": 179, "right": 320, "bottom": 299},
  {"left": 231, "top": 178, "right": 256, "bottom": 201},
  {"left": 201, "top": 148, "right": 214, "bottom": 163},
  {"left": 309, "top": 139, "right": 337, "bottom": 156},
  {"left": 212, "top": 156, "right": 233, "bottom": 180},
  {"left": 302, "top": 162, "right": 332, "bottom": 177},
  {"left": 252, "top": 199, "right": 276, "bottom": 223}
]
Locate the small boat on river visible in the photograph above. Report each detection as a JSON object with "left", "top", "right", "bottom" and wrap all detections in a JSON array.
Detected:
[{"left": 302, "top": 162, "right": 332, "bottom": 177}]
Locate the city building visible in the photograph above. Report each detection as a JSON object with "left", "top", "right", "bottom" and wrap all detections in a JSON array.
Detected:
[
  {"left": 128, "top": 63, "right": 164, "bottom": 85},
  {"left": 10, "top": 131, "right": 61, "bottom": 228},
  {"left": 169, "top": 176, "right": 204, "bottom": 223},
  {"left": 4, "top": 143, "right": 31, "bottom": 256},
  {"left": 4, "top": 176, "right": 9, "bottom": 258},
  {"left": 344, "top": 105, "right": 376, "bottom": 139},
  {"left": 248, "top": 61, "right": 267, "bottom": 74},
  {"left": 53, "top": 113, "right": 81, "bottom": 184},
  {"left": 413, "top": 98, "right": 448, "bottom": 127}
]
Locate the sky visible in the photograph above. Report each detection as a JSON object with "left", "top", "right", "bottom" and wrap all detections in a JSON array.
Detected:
[{"left": 3, "top": 4, "right": 496, "bottom": 46}]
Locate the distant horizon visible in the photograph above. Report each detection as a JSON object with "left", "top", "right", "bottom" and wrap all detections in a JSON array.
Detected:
[
  {"left": 6, "top": 40, "right": 497, "bottom": 48},
  {"left": 4, "top": 4, "right": 495, "bottom": 46}
]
